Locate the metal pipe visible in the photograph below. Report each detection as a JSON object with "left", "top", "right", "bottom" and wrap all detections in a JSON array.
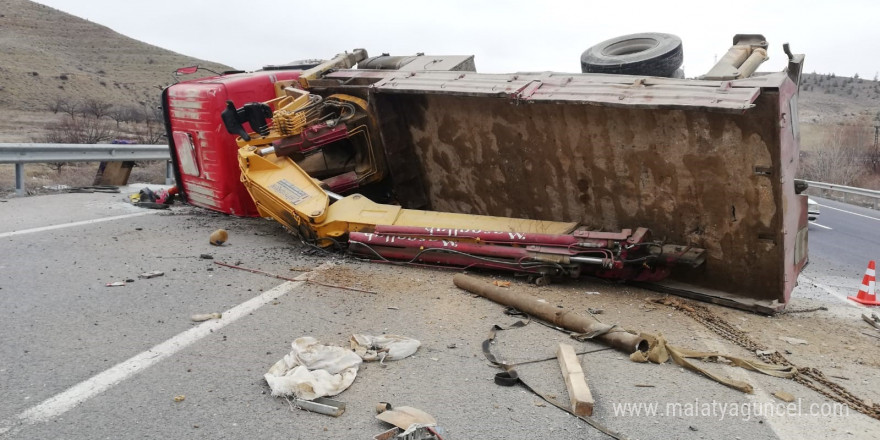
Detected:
[
  {"left": 570, "top": 256, "right": 608, "bottom": 265},
  {"left": 452, "top": 274, "right": 649, "bottom": 353},
  {"left": 257, "top": 146, "right": 276, "bottom": 156},
  {"left": 737, "top": 48, "right": 768, "bottom": 79}
]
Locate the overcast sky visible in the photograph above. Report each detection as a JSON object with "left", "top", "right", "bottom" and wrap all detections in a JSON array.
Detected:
[{"left": 32, "top": 0, "right": 880, "bottom": 78}]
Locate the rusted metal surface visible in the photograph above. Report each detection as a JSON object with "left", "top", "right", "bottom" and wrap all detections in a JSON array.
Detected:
[
  {"left": 356, "top": 71, "right": 765, "bottom": 111},
  {"left": 349, "top": 71, "right": 806, "bottom": 312}
]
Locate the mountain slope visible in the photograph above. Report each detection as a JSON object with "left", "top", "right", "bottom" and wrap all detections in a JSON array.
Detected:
[{"left": 0, "top": 0, "right": 231, "bottom": 114}]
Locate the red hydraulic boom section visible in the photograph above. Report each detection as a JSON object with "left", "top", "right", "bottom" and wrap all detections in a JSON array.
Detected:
[{"left": 348, "top": 225, "right": 706, "bottom": 284}]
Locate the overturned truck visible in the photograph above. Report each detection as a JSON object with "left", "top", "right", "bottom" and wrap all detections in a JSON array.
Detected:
[{"left": 163, "top": 34, "right": 808, "bottom": 313}]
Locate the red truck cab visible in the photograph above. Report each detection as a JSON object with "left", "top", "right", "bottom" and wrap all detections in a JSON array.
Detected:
[{"left": 162, "top": 69, "right": 304, "bottom": 216}]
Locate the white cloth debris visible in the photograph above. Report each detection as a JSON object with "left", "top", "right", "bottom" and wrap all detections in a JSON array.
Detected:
[
  {"left": 264, "top": 337, "right": 362, "bottom": 400},
  {"left": 351, "top": 334, "right": 421, "bottom": 362}
]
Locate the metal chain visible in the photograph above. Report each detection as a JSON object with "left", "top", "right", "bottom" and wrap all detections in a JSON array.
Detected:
[{"left": 652, "top": 297, "right": 880, "bottom": 421}]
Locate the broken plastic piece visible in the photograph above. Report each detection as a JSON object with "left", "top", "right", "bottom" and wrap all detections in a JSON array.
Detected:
[
  {"left": 291, "top": 396, "right": 346, "bottom": 417},
  {"left": 191, "top": 313, "right": 222, "bottom": 322},
  {"left": 139, "top": 271, "right": 164, "bottom": 279},
  {"left": 106, "top": 281, "right": 125, "bottom": 287},
  {"left": 376, "top": 405, "right": 436, "bottom": 430}
]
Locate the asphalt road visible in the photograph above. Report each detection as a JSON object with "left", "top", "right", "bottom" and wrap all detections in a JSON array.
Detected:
[
  {"left": 806, "top": 196, "right": 880, "bottom": 279},
  {"left": 0, "top": 189, "right": 877, "bottom": 439},
  {"left": 798, "top": 196, "right": 880, "bottom": 305}
]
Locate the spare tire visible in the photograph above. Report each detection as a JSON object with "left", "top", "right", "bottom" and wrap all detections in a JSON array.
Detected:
[{"left": 580, "top": 33, "right": 683, "bottom": 77}]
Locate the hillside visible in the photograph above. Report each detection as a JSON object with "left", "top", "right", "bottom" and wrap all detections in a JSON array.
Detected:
[
  {"left": 0, "top": 0, "right": 877, "bottom": 151},
  {"left": 0, "top": 0, "right": 232, "bottom": 142}
]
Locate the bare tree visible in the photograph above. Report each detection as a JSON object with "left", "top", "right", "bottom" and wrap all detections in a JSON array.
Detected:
[
  {"left": 82, "top": 98, "right": 113, "bottom": 119},
  {"left": 39, "top": 114, "right": 115, "bottom": 145},
  {"left": 800, "top": 123, "right": 872, "bottom": 185},
  {"left": 48, "top": 98, "right": 80, "bottom": 117},
  {"left": 107, "top": 105, "right": 141, "bottom": 128}
]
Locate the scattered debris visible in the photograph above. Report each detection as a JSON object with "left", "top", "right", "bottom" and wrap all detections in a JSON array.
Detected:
[
  {"left": 129, "top": 187, "right": 175, "bottom": 209},
  {"left": 446, "top": 343, "right": 456, "bottom": 349},
  {"left": 587, "top": 308, "right": 604, "bottom": 315},
  {"left": 462, "top": 275, "right": 794, "bottom": 395},
  {"left": 105, "top": 281, "right": 125, "bottom": 287},
  {"left": 862, "top": 314, "right": 880, "bottom": 331},
  {"left": 779, "top": 336, "right": 809, "bottom": 345},
  {"left": 287, "top": 396, "right": 346, "bottom": 417},
  {"left": 557, "top": 343, "right": 594, "bottom": 416},
  {"left": 173, "top": 395, "right": 185, "bottom": 402},
  {"left": 376, "top": 404, "right": 437, "bottom": 430},
  {"left": 387, "top": 306, "right": 399, "bottom": 310},
  {"left": 191, "top": 313, "right": 222, "bottom": 322},
  {"left": 584, "top": 291, "right": 600, "bottom": 295},
  {"left": 289, "top": 267, "right": 313, "bottom": 272},
  {"left": 689, "top": 426, "right": 699, "bottom": 432},
  {"left": 756, "top": 349, "right": 777, "bottom": 356},
  {"left": 862, "top": 332, "right": 880, "bottom": 340},
  {"left": 138, "top": 271, "right": 164, "bottom": 279},
  {"left": 772, "top": 391, "right": 796, "bottom": 403},
  {"left": 374, "top": 425, "right": 443, "bottom": 440},
  {"left": 210, "top": 229, "right": 228, "bottom": 246},
  {"left": 199, "top": 254, "right": 213, "bottom": 260},
  {"left": 492, "top": 280, "right": 511, "bottom": 288},
  {"left": 214, "top": 261, "right": 378, "bottom": 294},
  {"left": 265, "top": 337, "right": 362, "bottom": 400},
  {"left": 634, "top": 384, "right": 655, "bottom": 388},
  {"left": 351, "top": 334, "right": 421, "bottom": 362}
]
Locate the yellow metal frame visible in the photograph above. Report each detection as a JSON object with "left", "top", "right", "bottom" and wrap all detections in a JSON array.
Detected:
[{"left": 238, "top": 146, "right": 577, "bottom": 243}]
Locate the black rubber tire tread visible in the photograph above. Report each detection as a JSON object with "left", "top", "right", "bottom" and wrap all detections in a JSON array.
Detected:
[{"left": 580, "top": 32, "right": 683, "bottom": 77}]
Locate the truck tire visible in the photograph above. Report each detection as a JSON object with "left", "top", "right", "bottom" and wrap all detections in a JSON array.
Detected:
[{"left": 580, "top": 33, "right": 683, "bottom": 78}]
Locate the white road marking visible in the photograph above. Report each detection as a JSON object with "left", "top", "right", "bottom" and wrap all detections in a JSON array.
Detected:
[
  {"left": 818, "top": 204, "right": 880, "bottom": 222},
  {"left": 0, "top": 211, "right": 158, "bottom": 239},
  {"left": 0, "top": 262, "right": 335, "bottom": 437},
  {"left": 809, "top": 222, "right": 833, "bottom": 230}
]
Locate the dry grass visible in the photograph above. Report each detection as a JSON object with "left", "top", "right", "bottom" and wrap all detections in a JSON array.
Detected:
[{"left": 0, "top": 161, "right": 167, "bottom": 198}]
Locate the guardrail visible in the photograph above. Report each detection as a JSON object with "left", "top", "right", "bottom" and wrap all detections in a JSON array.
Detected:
[
  {"left": 0, "top": 143, "right": 172, "bottom": 196},
  {"left": 804, "top": 180, "right": 880, "bottom": 210}
]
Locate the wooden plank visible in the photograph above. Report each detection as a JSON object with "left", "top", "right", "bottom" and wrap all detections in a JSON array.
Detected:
[
  {"left": 556, "top": 343, "right": 594, "bottom": 416},
  {"left": 94, "top": 161, "right": 135, "bottom": 186}
]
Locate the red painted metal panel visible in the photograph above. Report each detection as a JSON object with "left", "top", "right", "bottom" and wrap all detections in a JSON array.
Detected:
[{"left": 165, "top": 70, "right": 301, "bottom": 216}]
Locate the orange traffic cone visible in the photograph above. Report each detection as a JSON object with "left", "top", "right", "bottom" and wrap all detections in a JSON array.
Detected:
[{"left": 848, "top": 260, "right": 880, "bottom": 306}]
